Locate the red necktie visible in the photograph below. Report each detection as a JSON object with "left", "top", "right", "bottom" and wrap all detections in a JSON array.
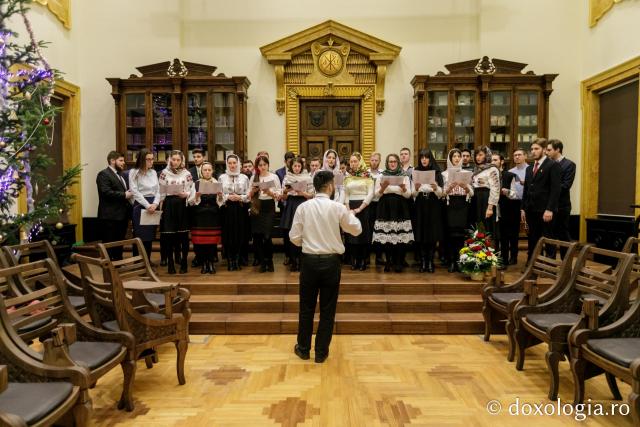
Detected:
[{"left": 533, "top": 161, "right": 539, "bottom": 176}]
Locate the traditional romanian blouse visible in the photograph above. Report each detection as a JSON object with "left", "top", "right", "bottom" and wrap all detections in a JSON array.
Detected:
[
  {"left": 158, "top": 168, "right": 193, "bottom": 205},
  {"left": 471, "top": 167, "right": 500, "bottom": 206},
  {"left": 250, "top": 172, "right": 282, "bottom": 201},
  {"left": 219, "top": 172, "right": 250, "bottom": 203},
  {"left": 442, "top": 169, "right": 474, "bottom": 202}
]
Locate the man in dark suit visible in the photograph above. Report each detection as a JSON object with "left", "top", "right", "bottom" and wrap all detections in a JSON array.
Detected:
[
  {"left": 491, "top": 153, "right": 520, "bottom": 266},
  {"left": 546, "top": 139, "right": 576, "bottom": 244},
  {"left": 522, "top": 139, "right": 561, "bottom": 261},
  {"left": 275, "top": 151, "right": 295, "bottom": 184},
  {"left": 96, "top": 150, "right": 133, "bottom": 260},
  {"left": 188, "top": 148, "right": 205, "bottom": 181}
]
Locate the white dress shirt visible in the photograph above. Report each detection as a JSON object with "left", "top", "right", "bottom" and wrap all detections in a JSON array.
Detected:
[
  {"left": 289, "top": 193, "right": 362, "bottom": 255},
  {"left": 129, "top": 168, "right": 160, "bottom": 208}
]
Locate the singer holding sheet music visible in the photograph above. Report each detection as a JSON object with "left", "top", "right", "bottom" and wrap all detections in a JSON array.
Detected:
[
  {"left": 471, "top": 146, "right": 500, "bottom": 246},
  {"left": 372, "top": 153, "right": 414, "bottom": 273},
  {"left": 129, "top": 149, "right": 161, "bottom": 260},
  {"left": 280, "top": 156, "right": 314, "bottom": 272},
  {"left": 442, "top": 149, "right": 474, "bottom": 272},
  {"left": 188, "top": 162, "right": 224, "bottom": 274},
  {"left": 249, "top": 155, "right": 282, "bottom": 273},
  {"left": 159, "top": 150, "right": 194, "bottom": 274},
  {"left": 412, "top": 149, "right": 444, "bottom": 273}
]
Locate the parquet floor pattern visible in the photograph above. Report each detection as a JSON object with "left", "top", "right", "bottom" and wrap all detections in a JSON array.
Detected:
[{"left": 90, "top": 334, "right": 634, "bottom": 426}]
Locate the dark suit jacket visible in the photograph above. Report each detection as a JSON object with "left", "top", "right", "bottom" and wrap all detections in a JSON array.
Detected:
[
  {"left": 522, "top": 157, "right": 561, "bottom": 213},
  {"left": 557, "top": 157, "right": 576, "bottom": 211},
  {"left": 275, "top": 167, "right": 286, "bottom": 184},
  {"left": 499, "top": 170, "right": 516, "bottom": 204},
  {"left": 96, "top": 167, "right": 130, "bottom": 221},
  {"left": 189, "top": 165, "right": 200, "bottom": 182}
]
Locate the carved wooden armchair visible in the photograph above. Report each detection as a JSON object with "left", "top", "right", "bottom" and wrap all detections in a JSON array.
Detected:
[
  {"left": 622, "top": 236, "right": 640, "bottom": 300},
  {"left": 569, "top": 288, "right": 640, "bottom": 424},
  {"left": 482, "top": 238, "right": 579, "bottom": 361},
  {"left": 72, "top": 253, "right": 188, "bottom": 386},
  {"left": 513, "top": 245, "right": 635, "bottom": 400},
  {"left": 2, "top": 240, "right": 87, "bottom": 315},
  {"left": 91, "top": 239, "right": 191, "bottom": 322},
  {"left": 0, "top": 257, "right": 137, "bottom": 412}
]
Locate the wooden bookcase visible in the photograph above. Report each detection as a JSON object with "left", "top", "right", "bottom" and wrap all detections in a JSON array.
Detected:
[
  {"left": 107, "top": 59, "right": 250, "bottom": 175},
  {"left": 411, "top": 58, "right": 557, "bottom": 163}
]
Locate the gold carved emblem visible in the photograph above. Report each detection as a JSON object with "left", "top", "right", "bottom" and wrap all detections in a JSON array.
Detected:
[{"left": 312, "top": 38, "right": 349, "bottom": 78}]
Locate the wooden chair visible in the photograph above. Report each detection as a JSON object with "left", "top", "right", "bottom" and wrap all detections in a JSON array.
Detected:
[
  {"left": 0, "top": 257, "right": 138, "bottom": 412},
  {"left": 482, "top": 238, "right": 579, "bottom": 361},
  {"left": 513, "top": 244, "right": 635, "bottom": 400},
  {"left": 2, "top": 240, "right": 87, "bottom": 315},
  {"left": 569, "top": 288, "right": 640, "bottom": 424},
  {"left": 72, "top": 253, "right": 188, "bottom": 386},
  {"left": 622, "top": 236, "right": 640, "bottom": 300},
  {"left": 90, "top": 238, "right": 191, "bottom": 322}
]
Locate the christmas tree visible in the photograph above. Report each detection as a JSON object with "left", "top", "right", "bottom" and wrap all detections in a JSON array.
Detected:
[{"left": 0, "top": 0, "right": 81, "bottom": 245}]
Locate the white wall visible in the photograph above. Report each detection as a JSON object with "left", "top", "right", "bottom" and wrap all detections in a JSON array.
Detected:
[{"left": 29, "top": 0, "right": 640, "bottom": 217}]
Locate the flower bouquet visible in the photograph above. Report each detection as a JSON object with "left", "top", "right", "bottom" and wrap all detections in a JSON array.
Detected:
[{"left": 458, "top": 226, "right": 501, "bottom": 280}]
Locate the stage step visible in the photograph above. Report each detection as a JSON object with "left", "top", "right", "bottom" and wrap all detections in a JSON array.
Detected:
[
  {"left": 189, "top": 294, "right": 482, "bottom": 313},
  {"left": 189, "top": 312, "right": 484, "bottom": 335}
]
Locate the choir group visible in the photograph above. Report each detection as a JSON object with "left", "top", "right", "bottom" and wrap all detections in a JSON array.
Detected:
[{"left": 96, "top": 138, "right": 576, "bottom": 275}]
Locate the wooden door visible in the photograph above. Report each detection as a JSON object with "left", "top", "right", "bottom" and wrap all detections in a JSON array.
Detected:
[{"left": 300, "top": 100, "right": 360, "bottom": 160}]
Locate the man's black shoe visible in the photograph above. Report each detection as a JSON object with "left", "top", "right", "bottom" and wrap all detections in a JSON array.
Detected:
[
  {"left": 314, "top": 353, "right": 328, "bottom": 363},
  {"left": 294, "top": 345, "right": 310, "bottom": 360}
]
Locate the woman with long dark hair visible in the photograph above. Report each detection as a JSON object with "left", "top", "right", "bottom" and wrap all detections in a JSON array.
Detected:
[
  {"left": 472, "top": 146, "right": 500, "bottom": 244},
  {"left": 280, "top": 156, "right": 314, "bottom": 272},
  {"left": 372, "top": 153, "right": 414, "bottom": 273},
  {"left": 129, "top": 148, "right": 160, "bottom": 260},
  {"left": 188, "top": 162, "right": 223, "bottom": 274},
  {"left": 158, "top": 150, "right": 193, "bottom": 274},
  {"left": 412, "top": 149, "right": 444, "bottom": 273},
  {"left": 219, "top": 154, "right": 250, "bottom": 271},
  {"left": 343, "top": 152, "right": 373, "bottom": 270},
  {"left": 442, "top": 149, "right": 474, "bottom": 272},
  {"left": 249, "top": 155, "right": 281, "bottom": 272},
  {"left": 322, "top": 149, "right": 343, "bottom": 202}
]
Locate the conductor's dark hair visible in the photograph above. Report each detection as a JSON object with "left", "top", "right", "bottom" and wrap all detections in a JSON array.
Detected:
[
  {"left": 548, "top": 139, "right": 564, "bottom": 153},
  {"left": 107, "top": 150, "right": 123, "bottom": 163},
  {"left": 313, "top": 170, "right": 334, "bottom": 192},
  {"left": 531, "top": 138, "right": 548, "bottom": 149}
]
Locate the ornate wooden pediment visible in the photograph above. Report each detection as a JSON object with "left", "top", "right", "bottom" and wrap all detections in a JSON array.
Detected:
[{"left": 260, "top": 20, "right": 401, "bottom": 114}]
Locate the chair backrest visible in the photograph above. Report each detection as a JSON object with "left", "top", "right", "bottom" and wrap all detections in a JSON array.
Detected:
[
  {"left": 561, "top": 245, "right": 636, "bottom": 321},
  {"left": 527, "top": 238, "right": 578, "bottom": 282},
  {"left": 0, "top": 258, "right": 73, "bottom": 352},
  {"left": 94, "top": 238, "right": 160, "bottom": 282},
  {"left": 622, "top": 236, "right": 640, "bottom": 297},
  {"left": 71, "top": 253, "right": 128, "bottom": 330}
]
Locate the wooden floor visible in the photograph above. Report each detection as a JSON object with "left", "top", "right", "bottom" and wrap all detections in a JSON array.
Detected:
[{"left": 90, "top": 334, "right": 634, "bottom": 426}]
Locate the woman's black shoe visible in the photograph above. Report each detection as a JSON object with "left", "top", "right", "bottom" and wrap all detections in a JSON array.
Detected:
[
  {"left": 252, "top": 258, "right": 261, "bottom": 267},
  {"left": 426, "top": 260, "right": 435, "bottom": 273},
  {"left": 160, "top": 259, "right": 167, "bottom": 267},
  {"left": 359, "top": 260, "right": 367, "bottom": 271},
  {"left": 283, "top": 256, "right": 290, "bottom": 266},
  {"left": 201, "top": 263, "right": 207, "bottom": 274},
  {"left": 351, "top": 260, "right": 359, "bottom": 270},
  {"left": 179, "top": 261, "right": 188, "bottom": 274},
  {"left": 209, "top": 263, "right": 216, "bottom": 274},
  {"left": 394, "top": 264, "right": 403, "bottom": 273},
  {"left": 227, "top": 260, "right": 233, "bottom": 271},
  {"left": 375, "top": 257, "right": 384, "bottom": 266},
  {"left": 418, "top": 258, "right": 427, "bottom": 273},
  {"left": 260, "top": 262, "right": 268, "bottom": 273},
  {"left": 168, "top": 260, "right": 176, "bottom": 275},
  {"left": 384, "top": 262, "right": 392, "bottom": 273},
  {"left": 267, "top": 260, "right": 275, "bottom": 272},
  {"left": 448, "top": 262, "right": 456, "bottom": 273}
]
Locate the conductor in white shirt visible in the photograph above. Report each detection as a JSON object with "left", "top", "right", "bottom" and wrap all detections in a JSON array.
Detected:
[{"left": 289, "top": 170, "right": 362, "bottom": 363}]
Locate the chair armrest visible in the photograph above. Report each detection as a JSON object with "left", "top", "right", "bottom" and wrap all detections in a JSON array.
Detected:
[
  {"left": 42, "top": 323, "right": 76, "bottom": 368},
  {"left": 582, "top": 298, "right": 599, "bottom": 330},
  {"left": 0, "top": 366, "right": 7, "bottom": 393},
  {"left": 524, "top": 279, "right": 538, "bottom": 306},
  {"left": 0, "top": 412, "right": 28, "bottom": 427}
]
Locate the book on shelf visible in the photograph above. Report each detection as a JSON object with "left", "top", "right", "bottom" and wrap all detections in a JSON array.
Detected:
[
  {"left": 496, "top": 133, "right": 503, "bottom": 143},
  {"left": 519, "top": 94, "right": 528, "bottom": 105},
  {"left": 434, "top": 116, "right": 441, "bottom": 126},
  {"left": 438, "top": 94, "right": 448, "bottom": 105},
  {"left": 530, "top": 94, "right": 537, "bottom": 105},
  {"left": 505, "top": 134, "right": 510, "bottom": 142},
  {"left": 531, "top": 115, "right": 538, "bottom": 126},
  {"left": 497, "top": 116, "right": 507, "bottom": 126}
]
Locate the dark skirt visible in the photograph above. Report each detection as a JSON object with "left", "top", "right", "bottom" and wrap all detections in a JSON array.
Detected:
[
  {"left": 160, "top": 195, "right": 189, "bottom": 234},
  {"left": 499, "top": 198, "right": 521, "bottom": 239},
  {"left": 472, "top": 188, "right": 496, "bottom": 236},
  {"left": 132, "top": 196, "right": 157, "bottom": 242},
  {"left": 223, "top": 200, "right": 249, "bottom": 255},
  {"left": 279, "top": 195, "right": 306, "bottom": 230},
  {"left": 413, "top": 192, "right": 443, "bottom": 244},
  {"left": 190, "top": 194, "right": 222, "bottom": 245},
  {"left": 251, "top": 199, "right": 275, "bottom": 237},
  {"left": 447, "top": 195, "right": 470, "bottom": 235},
  {"left": 346, "top": 200, "right": 371, "bottom": 245},
  {"left": 372, "top": 193, "right": 414, "bottom": 245}
]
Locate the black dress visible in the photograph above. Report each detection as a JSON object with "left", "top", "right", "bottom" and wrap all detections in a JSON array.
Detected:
[
  {"left": 190, "top": 182, "right": 222, "bottom": 245},
  {"left": 280, "top": 196, "right": 306, "bottom": 230},
  {"left": 346, "top": 201, "right": 371, "bottom": 245},
  {"left": 413, "top": 191, "right": 443, "bottom": 244},
  {"left": 251, "top": 199, "right": 275, "bottom": 237},
  {"left": 373, "top": 192, "right": 414, "bottom": 245},
  {"left": 161, "top": 196, "right": 189, "bottom": 233}
]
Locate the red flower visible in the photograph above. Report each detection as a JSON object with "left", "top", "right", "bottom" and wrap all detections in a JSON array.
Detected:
[
  {"left": 466, "top": 239, "right": 474, "bottom": 244},
  {"left": 485, "top": 239, "right": 491, "bottom": 246},
  {"left": 477, "top": 233, "right": 485, "bottom": 239},
  {"left": 471, "top": 245, "right": 482, "bottom": 252}
]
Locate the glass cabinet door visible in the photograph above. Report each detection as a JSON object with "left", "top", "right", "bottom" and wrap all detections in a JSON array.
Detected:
[
  {"left": 516, "top": 91, "right": 539, "bottom": 152},
  {"left": 489, "top": 91, "right": 511, "bottom": 156},
  {"left": 213, "top": 93, "right": 235, "bottom": 174},
  {"left": 427, "top": 90, "right": 449, "bottom": 161},
  {"left": 187, "top": 93, "right": 209, "bottom": 162},
  {"left": 151, "top": 93, "right": 174, "bottom": 164},
  {"left": 124, "top": 94, "right": 146, "bottom": 163},
  {"left": 454, "top": 90, "right": 476, "bottom": 152}
]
